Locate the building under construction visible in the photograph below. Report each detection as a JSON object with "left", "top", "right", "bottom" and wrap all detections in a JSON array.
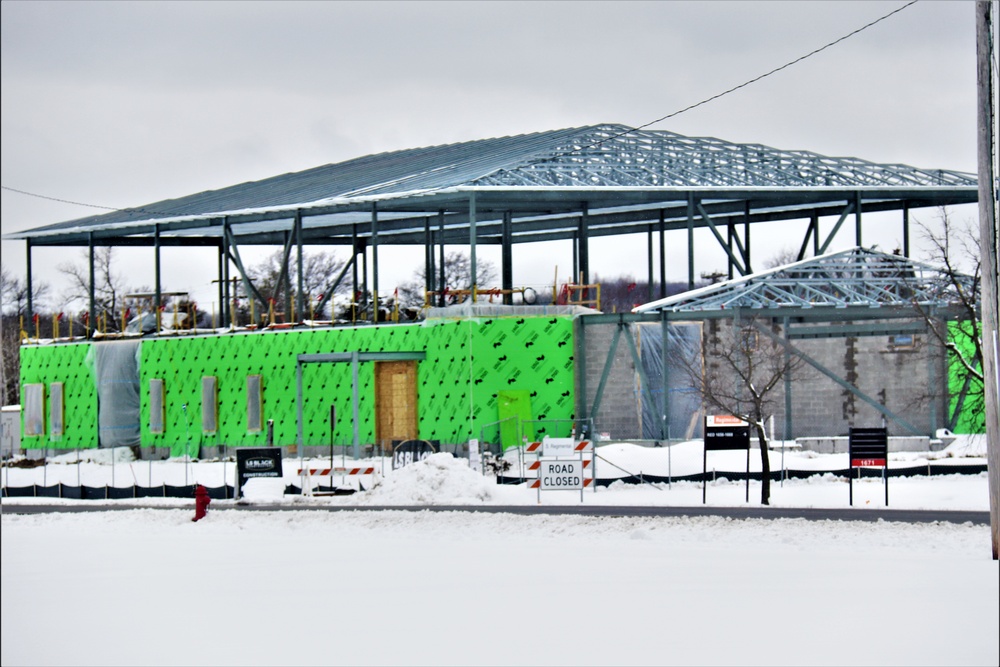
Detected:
[{"left": 4, "top": 124, "right": 982, "bottom": 456}]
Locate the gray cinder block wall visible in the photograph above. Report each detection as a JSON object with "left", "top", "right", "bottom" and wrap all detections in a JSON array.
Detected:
[{"left": 577, "top": 316, "right": 949, "bottom": 442}]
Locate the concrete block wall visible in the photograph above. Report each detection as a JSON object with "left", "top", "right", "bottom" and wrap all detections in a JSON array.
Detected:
[
  {"left": 789, "top": 323, "right": 946, "bottom": 438},
  {"left": 576, "top": 321, "right": 643, "bottom": 439},
  {"left": 577, "top": 315, "right": 948, "bottom": 443}
]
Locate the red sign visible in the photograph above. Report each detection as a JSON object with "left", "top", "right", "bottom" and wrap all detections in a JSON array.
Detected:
[{"left": 851, "top": 458, "right": 887, "bottom": 467}]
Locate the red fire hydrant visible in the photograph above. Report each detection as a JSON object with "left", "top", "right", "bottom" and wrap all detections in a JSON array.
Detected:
[{"left": 193, "top": 484, "right": 211, "bottom": 522}]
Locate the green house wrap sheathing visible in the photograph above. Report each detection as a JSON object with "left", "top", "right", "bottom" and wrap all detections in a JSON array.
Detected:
[
  {"left": 19, "top": 343, "right": 98, "bottom": 450},
  {"left": 947, "top": 321, "right": 985, "bottom": 434},
  {"left": 132, "top": 315, "right": 575, "bottom": 457}
]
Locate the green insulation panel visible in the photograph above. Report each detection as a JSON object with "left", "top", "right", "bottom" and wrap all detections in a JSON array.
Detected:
[
  {"left": 18, "top": 315, "right": 575, "bottom": 455},
  {"left": 19, "top": 343, "right": 98, "bottom": 450},
  {"left": 134, "top": 315, "right": 574, "bottom": 456},
  {"left": 947, "top": 321, "right": 985, "bottom": 434}
]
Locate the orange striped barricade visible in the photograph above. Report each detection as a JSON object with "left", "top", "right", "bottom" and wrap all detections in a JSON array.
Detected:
[
  {"left": 524, "top": 436, "right": 594, "bottom": 502},
  {"left": 297, "top": 466, "right": 381, "bottom": 496}
]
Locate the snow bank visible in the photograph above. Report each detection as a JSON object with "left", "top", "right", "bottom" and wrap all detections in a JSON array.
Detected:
[{"left": 361, "top": 452, "right": 497, "bottom": 504}]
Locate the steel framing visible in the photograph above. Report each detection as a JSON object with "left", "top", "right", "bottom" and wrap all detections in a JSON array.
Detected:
[{"left": 5, "top": 123, "right": 978, "bottom": 331}]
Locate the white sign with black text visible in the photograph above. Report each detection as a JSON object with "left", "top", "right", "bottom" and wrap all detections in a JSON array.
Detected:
[
  {"left": 538, "top": 459, "right": 584, "bottom": 490},
  {"left": 541, "top": 436, "right": 575, "bottom": 458}
]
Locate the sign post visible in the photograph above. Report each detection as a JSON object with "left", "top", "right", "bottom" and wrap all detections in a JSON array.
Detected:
[
  {"left": 703, "top": 415, "right": 751, "bottom": 504},
  {"left": 848, "top": 427, "right": 888, "bottom": 506}
]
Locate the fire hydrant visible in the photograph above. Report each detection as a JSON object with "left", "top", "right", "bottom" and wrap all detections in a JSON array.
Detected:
[{"left": 193, "top": 484, "right": 211, "bottom": 522}]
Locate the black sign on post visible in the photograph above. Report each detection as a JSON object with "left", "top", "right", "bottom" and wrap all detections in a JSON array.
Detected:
[
  {"left": 848, "top": 427, "right": 889, "bottom": 507},
  {"left": 703, "top": 416, "right": 752, "bottom": 504},
  {"left": 236, "top": 447, "right": 284, "bottom": 497}
]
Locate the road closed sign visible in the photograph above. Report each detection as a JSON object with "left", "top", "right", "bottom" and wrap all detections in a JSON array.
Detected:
[{"left": 539, "top": 459, "right": 584, "bottom": 490}]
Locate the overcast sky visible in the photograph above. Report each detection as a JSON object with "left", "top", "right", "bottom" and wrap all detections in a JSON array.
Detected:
[{"left": 0, "top": 0, "right": 981, "bottom": 312}]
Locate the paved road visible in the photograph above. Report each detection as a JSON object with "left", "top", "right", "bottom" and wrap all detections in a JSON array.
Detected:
[{"left": 1, "top": 502, "right": 989, "bottom": 525}]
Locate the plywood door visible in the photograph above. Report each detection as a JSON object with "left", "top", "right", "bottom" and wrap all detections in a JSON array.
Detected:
[{"left": 375, "top": 361, "right": 418, "bottom": 452}]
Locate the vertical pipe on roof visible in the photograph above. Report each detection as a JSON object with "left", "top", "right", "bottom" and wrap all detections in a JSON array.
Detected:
[{"left": 371, "top": 203, "right": 379, "bottom": 320}]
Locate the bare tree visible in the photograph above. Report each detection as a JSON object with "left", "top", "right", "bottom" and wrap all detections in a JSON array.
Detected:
[
  {"left": 913, "top": 208, "right": 984, "bottom": 431},
  {"left": 1, "top": 266, "right": 52, "bottom": 406},
  {"left": 246, "top": 249, "right": 348, "bottom": 320},
  {"left": 764, "top": 247, "right": 803, "bottom": 269},
  {"left": 1, "top": 266, "right": 50, "bottom": 317},
  {"left": 680, "top": 315, "right": 802, "bottom": 505},
  {"left": 396, "top": 252, "right": 497, "bottom": 308},
  {"left": 58, "top": 247, "right": 132, "bottom": 332},
  {"left": 594, "top": 274, "right": 696, "bottom": 313}
]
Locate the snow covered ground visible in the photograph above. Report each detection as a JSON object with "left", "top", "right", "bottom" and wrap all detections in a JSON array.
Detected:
[
  {"left": 0, "top": 435, "right": 991, "bottom": 510},
  {"left": 2, "top": 436, "right": 998, "bottom": 666}
]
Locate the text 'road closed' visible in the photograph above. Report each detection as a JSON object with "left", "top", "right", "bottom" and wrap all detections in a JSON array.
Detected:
[{"left": 540, "top": 460, "right": 584, "bottom": 490}]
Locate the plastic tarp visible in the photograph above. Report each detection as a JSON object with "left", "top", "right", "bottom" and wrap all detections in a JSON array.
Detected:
[
  {"left": 90, "top": 340, "right": 142, "bottom": 448},
  {"left": 638, "top": 322, "right": 704, "bottom": 440}
]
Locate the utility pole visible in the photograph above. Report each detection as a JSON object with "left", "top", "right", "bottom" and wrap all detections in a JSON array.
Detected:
[{"left": 976, "top": 1, "right": 1000, "bottom": 560}]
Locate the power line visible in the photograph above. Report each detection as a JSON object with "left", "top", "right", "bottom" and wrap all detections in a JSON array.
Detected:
[
  {"left": 566, "top": 0, "right": 920, "bottom": 155},
  {"left": 0, "top": 185, "right": 152, "bottom": 214},
  {"left": 2, "top": 1, "right": 921, "bottom": 215}
]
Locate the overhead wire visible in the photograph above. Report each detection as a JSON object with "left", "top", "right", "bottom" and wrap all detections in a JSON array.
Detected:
[{"left": 2, "top": 0, "right": 921, "bottom": 215}]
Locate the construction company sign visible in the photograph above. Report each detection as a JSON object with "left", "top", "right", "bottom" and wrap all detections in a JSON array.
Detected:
[
  {"left": 236, "top": 447, "right": 284, "bottom": 495},
  {"left": 538, "top": 459, "right": 585, "bottom": 490}
]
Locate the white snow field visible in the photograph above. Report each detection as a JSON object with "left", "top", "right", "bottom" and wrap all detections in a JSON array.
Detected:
[{"left": 2, "top": 436, "right": 998, "bottom": 666}]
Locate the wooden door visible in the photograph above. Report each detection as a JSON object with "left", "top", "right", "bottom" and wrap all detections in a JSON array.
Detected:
[{"left": 375, "top": 361, "right": 418, "bottom": 452}]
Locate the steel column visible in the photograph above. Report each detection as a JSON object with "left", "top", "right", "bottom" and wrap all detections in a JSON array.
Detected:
[
  {"left": 469, "top": 193, "right": 477, "bottom": 301},
  {"left": 25, "top": 239, "right": 33, "bottom": 331},
  {"left": 438, "top": 211, "right": 446, "bottom": 307},
  {"left": 578, "top": 204, "right": 590, "bottom": 287},
  {"left": 647, "top": 226, "right": 654, "bottom": 303},
  {"left": 855, "top": 191, "right": 863, "bottom": 247},
  {"left": 154, "top": 224, "right": 162, "bottom": 333},
  {"left": 502, "top": 211, "right": 513, "bottom": 304},
  {"left": 687, "top": 195, "right": 695, "bottom": 290},
  {"left": 88, "top": 235, "right": 95, "bottom": 337},
  {"left": 295, "top": 210, "right": 304, "bottom": 323},
  {"left": 371, "top": 204, "right": 379, "bottom": 320},
  {"left": 217, "top": 243, "right": 225, "bottom": 328},
  {"left": 902, "top": 204, "right": 910, "bottom": 257},
  {"left": 424, "top": 216, "right": 433, "bottom": 298},
  {"left": 659, "top": 210, "right": 666, "bottom": 299}
]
